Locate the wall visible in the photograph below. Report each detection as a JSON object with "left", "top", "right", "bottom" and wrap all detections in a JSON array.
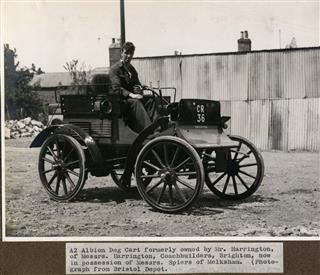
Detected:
[{"left": 132, "top": 47, "right": 320, "bottom": 151}]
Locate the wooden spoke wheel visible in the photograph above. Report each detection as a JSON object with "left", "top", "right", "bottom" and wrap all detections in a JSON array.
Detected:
[
  {"left": 205, "top": 135, "right": 264, "bottom": 200},
  {"left": 135, "top": 136, "right": 204, "bottom": 213},
  {"left": 110, "top": 168, "right": 134, "bottom": 191},
  {"left": 38, "top": 134, "right": 86, "bottom": 201}
]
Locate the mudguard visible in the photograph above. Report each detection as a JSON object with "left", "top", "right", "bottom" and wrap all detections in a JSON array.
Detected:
[
  {"left": 30, "top": 124, "right": 105, "bottom": 175},
  {"left": 30, "top": 126, "right": 59, "bottom": 148}
]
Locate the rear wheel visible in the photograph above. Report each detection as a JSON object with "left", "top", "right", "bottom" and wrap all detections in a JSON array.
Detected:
[
  {"left": 38, "top": 134, "right": 86, "bottom": 201},
  {"left": 135, "top": 136, "right": 204, "bottom": 213},
  {"left": 205, "top": 135, "right": 264, "bottom": 200}
]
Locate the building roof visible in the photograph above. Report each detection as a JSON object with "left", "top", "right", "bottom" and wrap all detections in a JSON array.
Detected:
[
  {"left": 29, "top": 67, "right": 109, "bottom": 89},
  {"left": 133, "top": 46, "right": 320, "bottom": 60},
  {"left": 30, "top": 72, "right": 73, "bottom": 88}
]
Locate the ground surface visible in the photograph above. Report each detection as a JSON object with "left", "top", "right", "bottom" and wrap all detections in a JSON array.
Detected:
[{"left": 4, "top": 137, "right": 320, "bottom": 238}]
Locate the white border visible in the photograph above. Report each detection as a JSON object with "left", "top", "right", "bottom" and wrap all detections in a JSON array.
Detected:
[
  {"left": 3, "top": 236, "right": 320, "bottom": 242},
  {"left": 1, "top": 0, "right": 7, "bottom": 241},
  {"left": 1, "top": 0, "right": 319, "bottom": 243}
]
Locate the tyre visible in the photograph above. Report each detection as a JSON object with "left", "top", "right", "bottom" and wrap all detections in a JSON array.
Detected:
[
  {"left": 38, "top": 134, "right": 86, "bottom": 201},
  {"left": 205, "top": 135, "right": 264, "bottom": 200},
  {"left": 135, "top": 136, "right": 204, "bottom": 213}
]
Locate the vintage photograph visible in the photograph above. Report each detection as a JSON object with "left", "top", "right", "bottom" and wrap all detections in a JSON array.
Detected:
[{"left": 2, "top": 0, "right": 319, "bottom": 240}]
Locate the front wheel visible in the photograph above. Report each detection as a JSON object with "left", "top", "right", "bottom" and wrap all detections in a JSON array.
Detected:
[
  {"left": 135, "top": 136, "right": 204, "bottom": 213},
  {"left": 205, "top": 135, "right": 264, "bottom": 200},
  {"left": 38, "top": 134, "right": 86, "bottom": 201}
]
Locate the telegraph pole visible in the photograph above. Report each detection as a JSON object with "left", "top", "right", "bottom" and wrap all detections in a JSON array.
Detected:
[{"left": 120, "top": 0, "right": 126, "bottom": 47}]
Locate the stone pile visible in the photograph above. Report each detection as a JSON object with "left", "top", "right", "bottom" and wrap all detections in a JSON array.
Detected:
[{"left": 5, "top": 117, "right": 45, "bottom": 139}]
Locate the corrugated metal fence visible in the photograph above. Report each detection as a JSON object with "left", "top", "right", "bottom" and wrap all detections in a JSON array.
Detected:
[{"left": 132, "top": 48, "right": 320, "bottom": 151}]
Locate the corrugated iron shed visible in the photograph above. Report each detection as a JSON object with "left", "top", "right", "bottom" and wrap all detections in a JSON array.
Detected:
[{"left": 132, "top": 47, "right": 319, "bottom": 151}]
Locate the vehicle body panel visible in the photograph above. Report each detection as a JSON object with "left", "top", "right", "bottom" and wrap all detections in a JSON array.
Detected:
[{"left": 176, "top": 125, "right": 238, "bottom": 149}]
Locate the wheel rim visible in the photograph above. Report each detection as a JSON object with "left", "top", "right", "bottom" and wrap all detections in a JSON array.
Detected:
[
  {"left": 135, "top": 137, "right": 204, "bottom": 213},
  {"left": 205, "top": 135, "right": 264, "bottom": 200},
  {"left": 110, "top": 166, "right": 124, "bottom": 185},
  {"left": 39, "top": 134, "right": 86, "bottom": 201},
  {"left": 110, "top": 169, "right": 133, "bottom": 190}
]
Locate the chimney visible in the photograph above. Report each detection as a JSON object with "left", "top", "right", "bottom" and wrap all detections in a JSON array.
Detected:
[
  {"left": 238, "top": 30, "right": 251, "bottom": 52},
  {"left": 109, "top": 37, "right": 121, "bottom": 67}
]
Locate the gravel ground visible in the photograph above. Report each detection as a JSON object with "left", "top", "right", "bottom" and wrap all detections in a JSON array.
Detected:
[{"left": 4, "top": 137, "right": 320, "bottom": 237}]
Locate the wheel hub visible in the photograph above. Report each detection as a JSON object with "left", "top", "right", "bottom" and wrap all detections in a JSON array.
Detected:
[
  {"left": 53, "top": 160, "right": 65, "bottom": 170},
  {"left": 160, "top": 169, "right": 176, "bottom": 184},
  {"left": 227, "top": 159, "right": 239, "bottom": 176}
]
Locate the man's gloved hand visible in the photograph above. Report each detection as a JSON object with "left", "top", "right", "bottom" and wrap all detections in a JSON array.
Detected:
[
  {"left": 129, "top": 85, "right": 144, "bottom": 99},
  {"left": 129, "top": 93, "right": 143, "bottom": 99}
]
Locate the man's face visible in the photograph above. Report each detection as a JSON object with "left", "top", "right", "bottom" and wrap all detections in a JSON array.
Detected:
[{"left": 121, "top": 49, "right": 134, "bottom": 64}]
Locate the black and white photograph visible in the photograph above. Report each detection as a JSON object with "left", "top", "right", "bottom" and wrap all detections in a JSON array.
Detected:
[{"left": 1, "top": 0, "right": 319, "bottom": 245}]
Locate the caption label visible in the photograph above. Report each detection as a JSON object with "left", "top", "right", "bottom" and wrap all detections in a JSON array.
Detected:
[{"left": 66, "top": 242, "right": 283, "bottom": 274}]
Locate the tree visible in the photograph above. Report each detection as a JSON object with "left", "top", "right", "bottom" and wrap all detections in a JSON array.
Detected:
[
  {"left": 63, "top": 59, "right": 91, "bottom": 95},
  {"left": 4, "top": 44, "right": 44, "bottom": 120},
  {"left": 63, "top": 59, "right": 89, "bottom": 86}
]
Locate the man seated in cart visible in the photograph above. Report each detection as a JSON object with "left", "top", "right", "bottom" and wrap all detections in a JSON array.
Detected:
[{"left": 109, "top": 41, "right": 155, "bottom": 133}]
